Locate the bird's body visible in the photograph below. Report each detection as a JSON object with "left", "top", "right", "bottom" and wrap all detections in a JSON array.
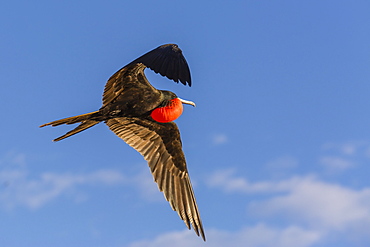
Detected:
[{"left": 40, "top": 44, "right": 205, "bottom": 240}]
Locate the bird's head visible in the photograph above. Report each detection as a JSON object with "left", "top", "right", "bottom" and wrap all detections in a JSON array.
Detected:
[
  {"left": 161, "top": 90, "right": 196, "bottom": 107},
  {"left": 151, "top": 91, "right": 195, "bottom": 123}
]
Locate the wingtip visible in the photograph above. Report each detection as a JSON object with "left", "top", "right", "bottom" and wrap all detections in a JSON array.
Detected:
[
  {"left": 195, "top": 223, "right": 206, "bottom": 241},
  {"left": 201, "top": 233, "right": 206, "bottom": 242},
  {"left": 192, "top": 226, "right": 206, "bottom": 241},
  {"left": 134, "top": 44, "right": 192, "bottom": 87},
  {"left": 200, "top": 227, "right": 206, "bottom": 241}
]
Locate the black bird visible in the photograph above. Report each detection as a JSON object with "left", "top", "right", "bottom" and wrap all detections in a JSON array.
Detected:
[{"left": 40, "top": 44, "right": 205, "bottom": 241}]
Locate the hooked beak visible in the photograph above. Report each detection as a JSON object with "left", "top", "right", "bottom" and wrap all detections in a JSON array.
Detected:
[{"left": 178, "top": 97, "right": 196, "bottom": 107}]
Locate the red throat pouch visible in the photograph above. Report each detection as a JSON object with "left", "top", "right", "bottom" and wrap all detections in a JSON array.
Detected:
[{"left": 150, "top": 98, "right": 184, "bottom": 123}]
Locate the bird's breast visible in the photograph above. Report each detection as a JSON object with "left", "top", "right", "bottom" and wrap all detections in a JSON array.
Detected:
[{"left": 150, "top": 98, "right": 183, "bottom": 123}]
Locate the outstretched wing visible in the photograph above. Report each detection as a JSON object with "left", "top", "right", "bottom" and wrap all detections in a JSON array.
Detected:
[
  {"left": 106, "top": 117, "right": 205, "bottom": 241},
  {"left": 102, "top": 44, "right": 191, "bottom": 108}
]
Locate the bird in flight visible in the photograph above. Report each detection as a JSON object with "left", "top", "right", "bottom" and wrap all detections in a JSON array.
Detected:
[{"left": 40, "top": 44, "right": 205, "bottom": 241}]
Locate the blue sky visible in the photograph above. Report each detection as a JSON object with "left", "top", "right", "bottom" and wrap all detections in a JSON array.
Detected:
[{"left": 1, "top": 1, "right": 370, "bottom": 246}]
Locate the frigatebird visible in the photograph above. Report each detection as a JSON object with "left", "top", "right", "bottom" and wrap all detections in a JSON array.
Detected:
[{"left": 40, "top": 44, "right": 205, "bottom": 240}]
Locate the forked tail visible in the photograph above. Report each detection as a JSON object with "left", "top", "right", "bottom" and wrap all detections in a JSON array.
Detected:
[{"left": 40, "top": 111, "right": 100, "bottom": 142}]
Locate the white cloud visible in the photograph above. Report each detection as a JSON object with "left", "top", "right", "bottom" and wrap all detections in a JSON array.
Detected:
[
  {"left": 249, "top": 176, "right": 370, "bottom": 231},
  {"left": 127, "top": 224, "right": 321, "bottom": 247},
  {"left": 340, "top": 144, "right": 357, "bottom": 155},
  {"left": 208, "top": 169, "right": 370, "bottom": 238},
  {"left": 206, "top": 169, "right": 277, "bottom": 193},
  {"left": 321, "top": 141, "right": 364, "bottom": 156},
  {"left": 319, "top": 156, "right": 354, "bottom": 171},
  {"left": 128, "top": 167, "right": 370, "bottom": 247},
  {"left": 211, "top": 134, "right": 228, "bottom": 145},
  {"left": 0, "top": 150, "right": 169, "bottom": 209},
  {"left": 0, "top": 169, "right": 126, "bottom": 209},
  {"left": 318, "top": 142, "right": 370, "bottom": 174},
  {"left": 0, "top": 163, "right": 169, "bottom": 210},
  {"left": 321, "top": 140, "right": 370, "bottom": 159}
]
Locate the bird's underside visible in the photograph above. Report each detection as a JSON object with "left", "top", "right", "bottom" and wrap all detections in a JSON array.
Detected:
[{"left": 40, "top": 44, "right": 205, "bottom": 241}]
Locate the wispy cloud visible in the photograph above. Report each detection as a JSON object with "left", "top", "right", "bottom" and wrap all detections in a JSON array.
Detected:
[
  {"left": 319, "top": 156, "right": 354, "bottom": 171},
  {"left": 125, "top": 159, "right": 370, "bottom": 247},
  {"left": 249, "top": 176, "right": 370, "bottom": 230},
  {"left": 211, "top": 133, "right": 228, "bottom": 145},
  {"left": 321, "top": 140, "right": 370, "bottom": 156},
  {"left": 207, "top": 168, "right": 370, "bottom": 244},
  {"left": 0, "top": 151, "right": 169, "bottom": 209},
  {"left": 318, "top": 141, "right": 370, "bottom": 173},
  {"left": 0, "top": 169, "right": 126, "bottom": 209},
  {"left": 206, "top": 169, "right": 277, "bottom": 193},
  {"left": 127, "top": 224, "right": 321, "bottom": 247}
]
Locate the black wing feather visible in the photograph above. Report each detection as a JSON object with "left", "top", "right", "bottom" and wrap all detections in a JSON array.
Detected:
[{"left": 131, "top": 44, "right": 192, "bottom": 86}]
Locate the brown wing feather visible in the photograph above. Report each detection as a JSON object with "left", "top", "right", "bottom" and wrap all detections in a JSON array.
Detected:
[
  {"left": 102, "top": 63, "right": 159, "bottom": 108},
  {"left": 106, "top": 117, "right": 205, "bottom": 240}
]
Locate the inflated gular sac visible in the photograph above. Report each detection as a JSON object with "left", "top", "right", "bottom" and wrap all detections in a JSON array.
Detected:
[{"left": 151, "top": 98, "right": 183, "bottom": 123}]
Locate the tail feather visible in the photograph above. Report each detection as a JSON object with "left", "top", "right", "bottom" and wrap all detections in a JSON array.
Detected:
[
  {"left": 40, "top": 111, "right": 99, "bottom": 127},
  {"left": 52, "top": 120, "right": 100, "bottom": 141},
  {"left": 40, "top": 111, "right": 100, "bottom": 142}
]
